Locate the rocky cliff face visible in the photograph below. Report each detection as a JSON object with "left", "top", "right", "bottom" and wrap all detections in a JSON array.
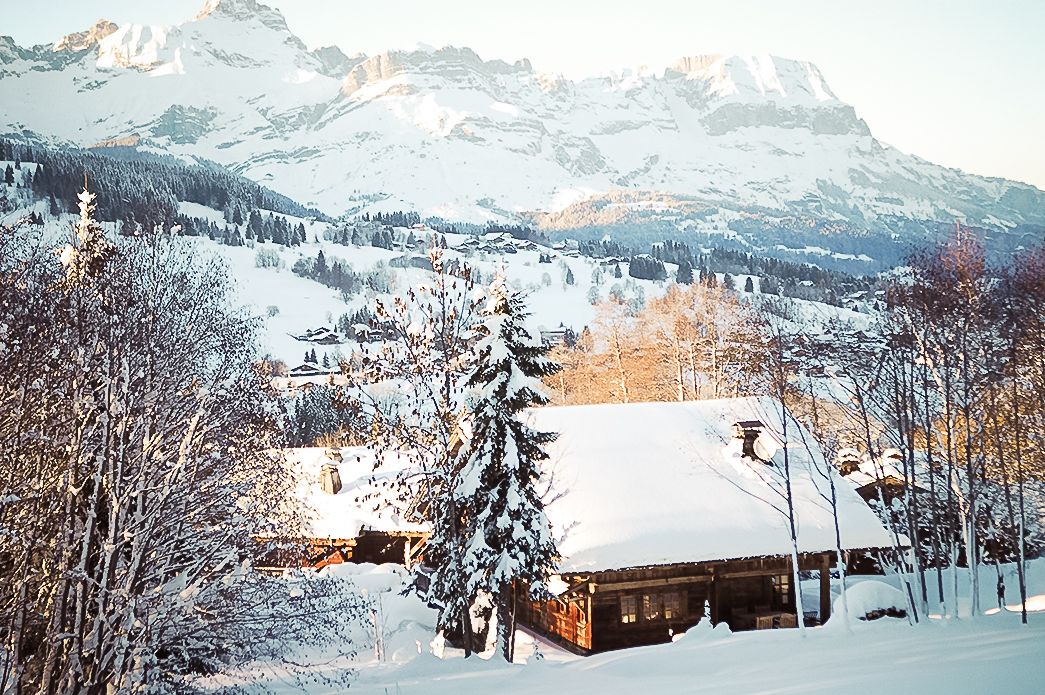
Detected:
[
  {"left": 1, "top": 0, "right": 1042, "bottom": 252},
  {"left": 53, "top": 20, "right": 119, "bottom": 52}
]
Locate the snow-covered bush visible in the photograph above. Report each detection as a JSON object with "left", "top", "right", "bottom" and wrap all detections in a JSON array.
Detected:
[{"left": 255, "top": 246, "right": 283, "bottom": 268}]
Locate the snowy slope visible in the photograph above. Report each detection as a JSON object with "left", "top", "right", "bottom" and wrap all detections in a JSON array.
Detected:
[
  {"left": 199, "top": 226, "right": 677, "bottom": 365},
  {"left": 2, "top": 0, "right": 1044, "bottom": 242}
]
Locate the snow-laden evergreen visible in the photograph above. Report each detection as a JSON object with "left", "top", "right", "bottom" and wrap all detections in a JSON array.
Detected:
[{"left": 451, "top": 278, "right": 561, "bottom": 661}]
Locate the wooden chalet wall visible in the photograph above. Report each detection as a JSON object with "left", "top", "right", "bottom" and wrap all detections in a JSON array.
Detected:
[
  {"left": 519, "top": 552, "right": 834, "bottom": 654},
  {"left": 257, "top": 531, "right": 427, "bottom": 571},
  {"left": 518, "top": 590, "right": 592, "bottom": 653}
]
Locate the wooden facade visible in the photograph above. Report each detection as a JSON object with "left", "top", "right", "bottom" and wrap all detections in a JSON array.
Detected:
[
  {"left": 520, "top": 552, "right": 836, "bottom": 654},
  {"left": 258, "top": 530, "right": 428, "bottom": 572}
]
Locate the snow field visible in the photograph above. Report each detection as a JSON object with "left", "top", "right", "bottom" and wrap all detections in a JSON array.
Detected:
[{"left": 204, "top": 558, "right": 1045, "bottom": 694}]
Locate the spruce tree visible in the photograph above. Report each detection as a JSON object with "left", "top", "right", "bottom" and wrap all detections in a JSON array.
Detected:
[
  {"left": 677, "top": 259, "right": 694, "bottom": 284},
  {"left": 451, "top": 278, "right": 561, "bottom": 661}
]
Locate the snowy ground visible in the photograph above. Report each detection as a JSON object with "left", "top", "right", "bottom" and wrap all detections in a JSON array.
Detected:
[{"left": 204, "top": 560, "right": 1045, "bottom": 694}]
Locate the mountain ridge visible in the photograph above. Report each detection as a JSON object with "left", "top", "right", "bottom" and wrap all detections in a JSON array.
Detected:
[{"left": 1, "top": 0, "right": 1042, "bottom": 259}]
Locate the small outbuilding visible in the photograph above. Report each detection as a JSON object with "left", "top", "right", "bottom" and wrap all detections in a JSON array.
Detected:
[{"left": 258, "top": 447, "right": 427, "bottom": 571}]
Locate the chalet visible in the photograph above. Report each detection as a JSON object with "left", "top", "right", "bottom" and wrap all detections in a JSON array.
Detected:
[
  {"left": 482, "top": 231, "right": 512, "bottom": 244},
  {"left": 516, "top": 398, "right": 895, "bottom": 654},
  {"left": 259, "top": 448, "right": 427, "bottom": 571},
  {"left": 539, "top": 324, "right": 571, "bottom": 347},
  {"left": 287, "top": 361, "right": 335, "bottom": 378},
  {"left": 351, "top": 323, "right": 378, "bottom": 342},
  {"left": 279, "top": 397, "right": 893, "bottom": 654},
  {"left": 293, "top": 326, "right": 345, "bottom": 345}
]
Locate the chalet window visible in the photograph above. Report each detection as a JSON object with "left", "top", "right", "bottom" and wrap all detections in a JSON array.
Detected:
[
  {"left": 620, "top": 595, "right": 638, "bottom": 624},
  {"left": 662, "top": 591, "right": 682, "bottom": 620},
  {"left": 772, "top": 574, "right": 791, "bottom": 608},
  {"left": 643, "top": 593, "right": 661, "bottom": 621}
]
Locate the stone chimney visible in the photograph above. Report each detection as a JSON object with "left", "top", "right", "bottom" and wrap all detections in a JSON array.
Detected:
[{"left": 319, "top": 450, "right": 343, "bottom": 495}]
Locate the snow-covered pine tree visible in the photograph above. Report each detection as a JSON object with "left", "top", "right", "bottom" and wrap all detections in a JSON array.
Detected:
[{"left": 452, "top": 278, "right": 561, "bottom": 662}]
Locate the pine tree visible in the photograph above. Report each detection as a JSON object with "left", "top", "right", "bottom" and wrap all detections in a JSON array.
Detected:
[
  {"left": 449, "top": 278, "right": 561, "bottom": 661},
  {"left": 3, "top": 165, "right": 13, "bottom": 185},
  {"left": 745, "top": 276, "right": 755, "bottom": 292},
  {"left": 314, "top": 250, "right": 328, "bottom": 280},
  {"left": 58, "top": 187, "right": 114, "bottom": 286},
  {"left": 677, "top": 259, "right": 694, "bottom": 284},
  {"left": 565, "top": 267, "right": 575, "bottom": 286}
]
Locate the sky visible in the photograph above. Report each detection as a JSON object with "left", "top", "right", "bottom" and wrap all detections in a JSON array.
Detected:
[{"left": 4, "top": 0, "right": 1043, "bottom": 190}]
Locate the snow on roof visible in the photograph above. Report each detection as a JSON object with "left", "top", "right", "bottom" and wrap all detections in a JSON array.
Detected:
[
  {"left": 523, "top": 397, "right": 894, "bottom": 573},
  {"left": 841, "top": 448, "right": 905, "bottom": 489},
  {"left": 288, "top": 447, "right": 425, "bottom": 539}
]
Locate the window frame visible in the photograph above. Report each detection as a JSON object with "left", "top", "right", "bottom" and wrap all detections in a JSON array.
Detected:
[
  {"left": 642, "top": 593, "right": 661, "bottom": 621},
  {"left": 620, "top": 594, "right": 638, "bottom": 624},
  {"left": 662, "top": 591, "right": 682, "bottom": 620},
  {"left": 771, "top": 573, "right": 792, "bottom": 609}
]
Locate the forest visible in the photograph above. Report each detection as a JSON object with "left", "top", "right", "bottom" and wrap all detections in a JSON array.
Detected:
[{"left": 0, "top": 138, "right": 325, "bottom": 228}]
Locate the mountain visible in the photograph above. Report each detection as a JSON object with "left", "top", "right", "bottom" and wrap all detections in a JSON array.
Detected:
[{"left": 2, "top": 0, "right": 1043, "bottom": 265}]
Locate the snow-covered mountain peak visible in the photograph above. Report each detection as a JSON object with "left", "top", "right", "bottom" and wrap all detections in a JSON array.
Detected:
[
  {"left": 669, "top": 53, "right": 838, "bottom": 104},
  {"left": 196, "top": 0, "right": 265, "bottom": 20},
  {"left": 2, "top": 8, "right": 1043, "bottom": 242},
  {"left": 194, "top": 0, "right": 296, "bottom": 34},
  {"left": 53, "top": 20, "right": 119, "bottom": 52}
]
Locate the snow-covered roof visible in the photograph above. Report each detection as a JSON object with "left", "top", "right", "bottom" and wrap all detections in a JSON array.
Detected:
[
  {"left": 289, "top": 447, "right": 426, "bottom": 539},
  {"left": 839, "top": 447, "right": 906, "bottom": 489},
  {"left": 523, "top": 397, "right": 894, "bottom": 573}
]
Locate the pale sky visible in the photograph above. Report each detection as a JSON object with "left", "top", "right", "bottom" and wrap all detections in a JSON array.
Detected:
[{"left": 5, "top": 0, "right": 1043, "bottom": 189}]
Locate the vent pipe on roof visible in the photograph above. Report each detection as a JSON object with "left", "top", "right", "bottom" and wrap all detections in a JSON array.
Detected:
[{"left": 733, "top": 420, "right": 763, "bottom": 460}]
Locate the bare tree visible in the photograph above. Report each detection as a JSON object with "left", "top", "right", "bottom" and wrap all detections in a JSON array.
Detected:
[{"left": 0, "top": 188, "right": 337, "bottom": 693}]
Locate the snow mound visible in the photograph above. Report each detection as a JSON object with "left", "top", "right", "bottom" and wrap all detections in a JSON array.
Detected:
[{"left": 837, "top": 579, "right": 906, "bottom": 621}]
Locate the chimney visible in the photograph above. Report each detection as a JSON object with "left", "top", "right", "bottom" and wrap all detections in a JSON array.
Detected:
[
  {"left": 319, "top": 450, "right": 343, "bottom": 495},
  {"left": 733, "top": 420, "right": 766, "bottom": 461}
]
